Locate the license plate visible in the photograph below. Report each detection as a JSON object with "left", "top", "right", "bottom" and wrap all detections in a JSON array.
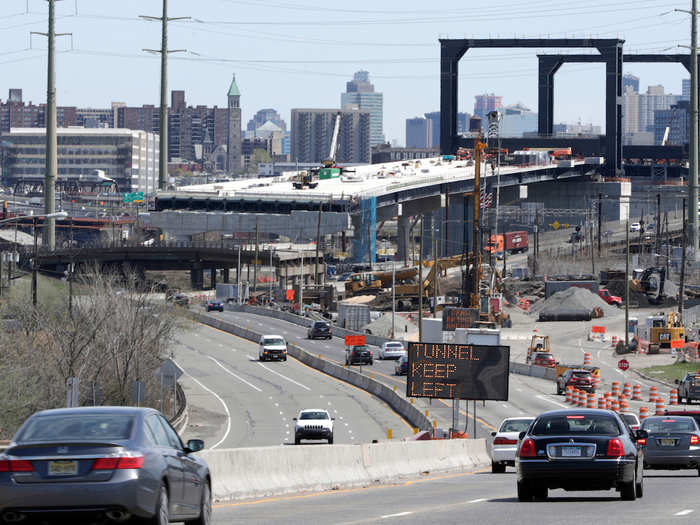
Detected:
[
  {"left": 660, "top": 439, "right": 676, "bottom": 447},
  {"left": 48, "top": 460, "right": 78, "bottom": 476},
  {"left": 561, "top": 446, "right": 581, "bottom": 457}
]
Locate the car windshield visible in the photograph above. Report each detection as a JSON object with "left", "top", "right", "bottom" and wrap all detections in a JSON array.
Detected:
[
  {"left": 314, "top": 322, "right": 328, "bottom": 328},
  {"left": 352, "top": 345, "right": 370, "bottom": 352},
  {"left": 571, "top": 372, "right": 591, "bottom": 378},
  {"left": 535, "top": 353, "right": 553, "bottom": 360},
  {"left": 531, "top": 414, "right": 621, "bottom": 436},
  {"left": 263, "top": 337, "right": 285, "bottom": 346},
  {"left": 19, "top": 414, "right": 134, "bottom": 442},
  {"left": 621, "top": 414, "right": 638, "bottom": 426},
  {"left": 500, "top": 419, "right": 533, "bottom": 433},
  {"left": 299, "top": 411, "right": 329, "bottom": 420},
  {"left": 642, "top": 417, "right": 696, "bottom": 432},
  {"left": 386, "top": 343, "right": 404, "bottom": 349}
]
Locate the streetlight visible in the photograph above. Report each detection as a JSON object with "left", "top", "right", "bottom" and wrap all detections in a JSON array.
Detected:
[
  {"left": 382, "top": 238, "right": 396, "bottom": 339},
  {"left": 0, "top": 211, "right": 70, "bottom": 306}
]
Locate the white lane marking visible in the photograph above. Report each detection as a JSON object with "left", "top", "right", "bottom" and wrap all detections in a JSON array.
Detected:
[
  {"left": 536, "top": 395, "right": 570, "bottom": 409},
  {"left": 501, "top": 404, "right": 509, "bottom": 408},
  {"left": 515, "top": 388, "right": 523, "bottom": 393},
  {"left": 613, "top": 368, "right": 624, "bottom": 375},
  {"left": 468, "top": 498, "right": 487, "bottom": 503},
  {"left": 208, "top": 356, "right": 263, "bottom": 392},
  {"left": 381, "top": 512, "right": 413, "bottom": 519},
  {"left": 173, "top": 359, "right": 231, "bottom": 450},
  {"left": 674, "top": 510, "right": 693, "bottom": 516},
  {"left": 246, "top": 356, "right": 312, "bottom": 391}
]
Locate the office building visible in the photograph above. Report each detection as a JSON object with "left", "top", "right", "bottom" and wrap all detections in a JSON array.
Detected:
[
  {"left": 623, "top": 84, "right": 680, "bottom": 145},
  {"left": 371, "top": 144, "right": 440, "bottom": 164},
  {"left": 473, "top": 94, "right": 503, "bottom": 129},
  {"left": 623, "top": 74, "right": 640, "bottom": 94},
  {"left": 247, "top": 108, "right": 286, "bottom": 132},
  {"left": 1, "top": 127, "right": 159, "bottom": 193},
  {"left": 682, "top": 78, "right": 691, "bottom": 101},
  {"left": 405, "top": 117, "right": 432, "bottom": 148},
  {"left": 341, "top": 71, "right": 384, "bottom": 146},
  {"left": 421, "top": 111, "right": 470, "bottom": 148},
  {"left": 654, "top": 100, "right": 689, "bottom": 145},
  {"left": 500, "top": 104, "right": 538, "bottom": 137},
  {"left": 291, "top": 107, "right": 370, "bottom": 164}
]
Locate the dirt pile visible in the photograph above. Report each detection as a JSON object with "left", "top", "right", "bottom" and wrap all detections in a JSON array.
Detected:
[
  {"left": 531, "top": 287, "right": 621, "bottom": 320},
  {"left": 362, "top": 312, "right": 418, "bottom": 339}
]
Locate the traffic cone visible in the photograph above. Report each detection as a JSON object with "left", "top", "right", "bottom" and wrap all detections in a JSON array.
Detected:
[
  {"left": 669, "top": 389, "right": 679, "bottom": 406},
  {"left": 572, "top": 389, "right": 579, "bottom": 406},
  {"left": 649, "top": 386, "right": 658, "bottom": 402},
  {"left": 587, "top": 393, "right": 596, "bottom": 408},
  {"left": 620, "top": 399, "right": 629, "bottom": 411},
  {"left": 584, "top": 352, "right": 592, "bottom": 365},
  {"left": 639, "top": 406, "right": 649, "bottom": 420},
  {"left": 578, "top": 390, "right": 586, "bottom": 407},
  {"left": 623, "top": 383, "right": 632, "bottom": 397},
  {"left": 611, "top": 381, "right": 620, "bottom": 397},
  {"left": 611, "top": 399, "right": 620, "bottom": 412},
  {"left": 598, "top": 397, "right": 606, "bottom": 409},
  {"left": 655, "top": 398, "right": 665, "bottom": 416},
  {"left": 566, "top": 386, "right": 574, "bottom": 404}
]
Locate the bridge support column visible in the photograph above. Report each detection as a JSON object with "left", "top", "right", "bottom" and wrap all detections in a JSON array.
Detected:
[
  {"left": 223, "top": 268, "right": 230, "bottom": 283},
  {"left": 190, "top": 264, "right": 203, "bottom": 290},
  {"left": 351, "top": 197, "right": 376, "bottom": 264},
  {"left": 210, "top": 269, "right": 217, "bottom": 289},
  {"left": 397, "top": 215, "right": 411, "bottom": 266}
]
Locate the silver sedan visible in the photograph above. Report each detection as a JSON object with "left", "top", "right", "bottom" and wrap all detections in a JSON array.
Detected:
[{"left": 0, "top": 406, "right": 211, "bottom": 524}]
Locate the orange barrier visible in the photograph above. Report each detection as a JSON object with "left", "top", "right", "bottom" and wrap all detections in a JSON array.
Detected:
[
  {"left": 572, "top": 389, "right": 579, "bottom": 406},
  {"left": 611, "top": 381, "right": 620, "bottom": 397},
  {"left": 578, "top": 390, "right": 587, "bottom": 407},
  {"left": 604, "top": 391, "right": 612, "bottom": 399},
  {"left": 597, "top": 397, "right": 606, "bottom": 409},
  {"left": 632, "top": 384, "right": 643, "bottom": 401},
  {"left": 594, "top": 375, "right": 601, "bottom": 391},
  {"left": 583, "top": 352, "right": 592, "bottom": 365},
  {"left": 586, "top": 393, "right": 595, "bottom": 408},
  {"left": 620, "top": 399, "right": 629, "bottom": 411},
  {"left": 566, "top": 386, "right": 574, "bottom": 404},
  {"left": 639, "top": 406, "right": 649, "bottom": 420},
  {"left": 611, "top": 335, "right": 618, "bottom": 347},
  {"left": 623, "top": 383, "right": 632, "bottom": 398},
  {"left": 605, "top": 398, "right": 612, "bottom": 410},
  {"left": 655, "top": 398, "right": 665, "bottom": 416},
  {"left": 649, "top": 386, "right": 658, "bottom": 402},
  {"left": 669, "top": 389, "right": 679, "bottom": 406},
  {"left": 611, "top": 398, "right": 620, "bottom": 412}
]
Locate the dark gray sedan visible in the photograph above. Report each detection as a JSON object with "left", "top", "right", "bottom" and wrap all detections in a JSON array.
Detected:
[
  {"left": 0, "top": 406, "right": 211, "bottom": 524},
  {"left": 640, "top": 415, "right": 700, "bottom": 474}
]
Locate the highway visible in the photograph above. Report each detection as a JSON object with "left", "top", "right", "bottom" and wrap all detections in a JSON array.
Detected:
[
  {"left": 173, "top": 322, "right": 413, "bottom": 448},
  {"left": 211, "top": 468, "right": 700, "bottom": 524},
  {"left": 214, "top": 309, "right": 578, "bottom": 436}
]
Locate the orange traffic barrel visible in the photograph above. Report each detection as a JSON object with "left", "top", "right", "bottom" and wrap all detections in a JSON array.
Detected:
[
  {"left": 587, "top": 393, "right": 596, "bottom": 408},
  {"left": 655, "top": 398, "right": 665, "bottom": 416},
  {"left": 620, "top": 399, "right": 629, "bottom": 411},
  {"left": 578, "top": 390, "right": 586, "bottom": 407},
  {"left": 611, "top": 398, "right": 620, "bottom": 412},
  {"left": 583, "top": 352, "right": 592, "bottom": 365},
  {"left": 611, "top": 381, "right": 620, "bottom": 397},
  {"left": 632, "top": 384, "right": 643, "bottom": 401},
  {"left": 597, "top": 397, "right": 606, "bottom": 409},
  {"left": 669, "top": 389, "right": 679, "bottom": 406},
  {"left": 566, "top": 386, "right": 574, "bottom": 404},
  {"left": 639, "top": 406, "right": 649, "bottom": 420},
  {"left": 572, "top": 389, "right": 579, "bottom": 405},
  {"left": 611, "top": 335, "right": 618, "bottom": 347},
  {"left": 623, "top": 383, "right": 632, "bottom": 397},
  {"left": 594, "top": 375, "right": 601, "bottom": 390},
  {"left": 649, "top": 386, "right": 658, "bottom": 402}
]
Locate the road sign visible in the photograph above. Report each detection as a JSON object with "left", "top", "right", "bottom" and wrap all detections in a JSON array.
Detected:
[
  {"left": 552, "top": 220, "right": 560, "bottom": 230},
  {"left": 123, "top": 191, "right": 145, "bottom": 203},
  {"left": 344, "top": 335, "right": 365, "bottom": 346},
  {"left": 591, "top": 326, "right": 606, "bottom": 334},
  {"left": 670, "top": 340, "right": 685, "bottom": 349},
  {"left": 617, "top": 359, "right": 630, "bottom": 371},
  {"left": 406, "top": 343, "right": 510, "bottom": 401}
]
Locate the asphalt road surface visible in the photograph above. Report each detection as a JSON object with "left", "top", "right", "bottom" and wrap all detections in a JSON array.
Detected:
[
  {"left": 211, "top": 467, "right": 700, "bottom": 524},
  {"left": 174, "top": 322, "right": 413, "bottom": 448}
]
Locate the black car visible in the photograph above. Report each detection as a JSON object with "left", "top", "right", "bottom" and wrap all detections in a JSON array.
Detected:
[
  {"left": 307, "top": 321, "right": 332, "bottom": 340},
  {"left": 206, "top": 300, "right": 224, "bottom": 312},
  {"left": 345, "top": 345, "right": 373, "bottom": 366},
  {"left": 394, "top": 355, "right": 408, "bottom": 375},
  {"left": 516, "top": 409, "right": 644, "bottom": 501},
  {"left": 639, "top": 415, "right": 700, "bottom": 473},
  {"left": 676, "top": 374, "right": 700, "bottom": 404}
]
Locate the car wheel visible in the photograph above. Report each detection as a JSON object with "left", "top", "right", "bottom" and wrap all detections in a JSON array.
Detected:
[
  {"left": 635, "top": 472, "right": 644, "bottom": 498},
  {"left": 534, "top": 486, "right": 547, "bottom": 500},
  {"left": 491, "top": 461, "right": 506, "bottom": 473},
  {"left": 185, "top": 482, "right": 212, "bottom": 525},
  {"left": 283, "top": 356, "right": 287, "bottom": 361},
  {"left": 294, "top": 436, "right": 300, "bottom": 445},
  {"left": 620, "top": 472, "right": 636, "bottom": 501},
  {"left": 369, "top": 359, "right": 373, "bottom": 365},
  {"left": 142, "top": 484, "right": 169, "bottom": 525},
  {"left": 328, "top": 435, "right": 333, "bottom": 445},
  {"left": 517, "top": 481, "right": 533, "bottom": 502},
  {"left": 556, "top": 386, "right": 562, "bottom": 395}
]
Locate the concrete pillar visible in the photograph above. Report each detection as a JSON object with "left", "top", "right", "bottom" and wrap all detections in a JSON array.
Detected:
[
  {"left": 422, "top": 213, "right": 433, "bottom": 259},
  {"left": 351, "top": 197, "right": 377, "bottom": 264},
  {"left": 223, "top": 268, "right": 230, "bottom": 283},
  {"left": 190, "top": 264, "right": 203, "bottom": 290},
  {"left": 211, "top": 268, "right": 217, "bottom": 289},
  {"left": 397, "top": 215, "right": 411, "bottom": 266}
]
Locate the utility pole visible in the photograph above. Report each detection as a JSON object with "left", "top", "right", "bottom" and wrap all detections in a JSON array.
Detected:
[
  {"left": 314, "top": 200, "right": 322, "bottom": 284},
  {"left": 418, "top": 215, "right": 424, "bottom": 342},
  {"left": 32, "top": 216, "right": 38, "bottom": 307},
  {"left": 680, "top": 199, "right": 687, "bottom": 321},
  {"left": 625, "top": 220, "right": 630, "bottom": 348},
  {"left": 597, "top": 193, "right": 602, "bottom": 256},
  {"left": 692, "top": 0, "right": 700, "bottom": 257},
  {"left": 253, "top": 219, "right": 259, "bottom": 294},
  {"left": 656, "top": 193, "right": 661, "bottom": 257},
  {"left": 141, "top": 0, "right": 189, "bottom": 191},
  {"left": 32, "top": 0, "right": 70, "bottom": 250},
  {"left": 590, "top": 212, "right": 595, "bottom": 275},
  {"left": 432, "top": 226, "right": 438, "bottom": 317}
]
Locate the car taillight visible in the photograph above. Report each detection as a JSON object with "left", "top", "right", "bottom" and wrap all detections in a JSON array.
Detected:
[
  {"left": 0, "top": 459, "right": 34, "bottom": 472},
  {"left": 92, "top": 455, "right": 144, "bottom": 470},
  {"left": 637, "top": 438, "right": 646, "bottom": 446},
  {"left": 691, "top": 435, "right": 700, "bottom": 446},
  {"left": 519, "top": 438, "right": 537, "bottom": 457},
  {"left": 606, "top": 438, "right": 625, "bottom": 457},
  {"left": 494, "top": 437, "right": 518, "bottom": 445}
]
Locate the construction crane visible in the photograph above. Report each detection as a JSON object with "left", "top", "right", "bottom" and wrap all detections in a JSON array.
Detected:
[{"left": 292, "top": 111, "right": 342, "bottom": 189}]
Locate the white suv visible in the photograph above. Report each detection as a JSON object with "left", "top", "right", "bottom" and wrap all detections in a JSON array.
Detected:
[
  {"left": 379, "top": 341, "right": 406, "bottom": 360},
  {"left": 258, "top": 335, "right": 287, "bottom": 362},
  {"left": 294, "top": 409, "right": 334, "bottom": 445}
]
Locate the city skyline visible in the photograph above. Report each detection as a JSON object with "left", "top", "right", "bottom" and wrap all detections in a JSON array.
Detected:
[{"left": 0, "top": 0, "right": 693, "bottom": 146}]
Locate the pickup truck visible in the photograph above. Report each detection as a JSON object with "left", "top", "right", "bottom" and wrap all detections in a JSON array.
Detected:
[
  {"left": 598, "top": 288, "right": 622, "bottom": 306},
  {"left": 676, "top": 374, "right": 700, "bottom": 404}
]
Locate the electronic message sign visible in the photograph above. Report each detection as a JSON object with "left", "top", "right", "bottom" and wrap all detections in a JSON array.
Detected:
[
  {"left": 406, "top": 343, "right": 509, "bottom": 401},
  {"left": 442, "top": 307, "right": 480, "bottom": 331}
]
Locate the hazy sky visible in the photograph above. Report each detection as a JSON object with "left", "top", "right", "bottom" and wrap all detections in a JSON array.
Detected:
[{"left": 0, "top": 0, "right": 692, "bottom": 144}]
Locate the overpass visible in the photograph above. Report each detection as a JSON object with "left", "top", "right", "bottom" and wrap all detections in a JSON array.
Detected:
[{"left": 148, "top": 156, "right": 631, "bottom": 263}]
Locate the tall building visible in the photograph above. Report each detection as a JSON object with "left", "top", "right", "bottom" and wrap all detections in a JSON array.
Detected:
[
  {"left": 500, "top": 104, "right": 538, "bottom": 137},
  {"left": 291, "top": 108, "right": 370, "bottom": 164},
  {"left": 623, "top": 85, "right": 679, "bottom": 145},
  {"left": 247, "top": 108, "right": 286, "bottom": 132},
  {"left": 473, "top": 94, "right": 503, "bottom": 128},
  {"left": 227, "top": 75, "right": 242, "bottom": 174},
  {"left": 405, "top": 117, "right": 432, "bottom": 148},
  {"left": 422, "top": 111, "right": 470, "bottom": 148},
  {"left": 1, "top": 127, "right": 159, "bottom": 193},
  {"left": 623, "top": 74, "right": 640, "bottom": 94},
  {"left": 654, "top": 100, "right": 690, "bottom": 145},
  {"left": 682, "top": 78, "right": 691, "bottom": 101},
  {"left": 340, "top": 71, "right": 384, "bottom": 146}
]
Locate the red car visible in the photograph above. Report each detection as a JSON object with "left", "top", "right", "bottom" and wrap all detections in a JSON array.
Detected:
[
  {"left": 557, "top": 369, "right": 595, "bottom": 395},
  {"left": 532, "top": 352, "right": 556, "bottom": 368}
]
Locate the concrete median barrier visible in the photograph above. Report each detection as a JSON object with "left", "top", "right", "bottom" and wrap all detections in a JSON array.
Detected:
[{"left": 199, "top": 438, "right": 490, "bottom": 501}]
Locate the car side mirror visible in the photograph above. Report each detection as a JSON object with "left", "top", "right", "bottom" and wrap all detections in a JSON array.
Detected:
[
  {"left": 332, "top": 417, "right": 336, "bottom": 421},
  {"left": 186, "top": 439, "right": 205, "bottom": 453},
  {"left": 675, "top": 379, "right": 680, "bottom": 384},
  {"left": 491, "top": 431, "right": 497, "bottom": 437},
  {"left": 293, "top": 417, "right": 297, "bottom": 421},
  {"left": 519, "top": 431, "right": 526, "bottom": 440},
  {"left": 636, "top": 429, "right": 648, "bottom": 440}
]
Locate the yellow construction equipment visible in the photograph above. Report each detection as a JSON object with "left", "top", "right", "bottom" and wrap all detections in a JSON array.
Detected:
[
  {"left": 635, "top": 311, "right": 685, "bottom": 354},
  {"left": 526, "top": 335, "right": 551, "bottom": 363}
]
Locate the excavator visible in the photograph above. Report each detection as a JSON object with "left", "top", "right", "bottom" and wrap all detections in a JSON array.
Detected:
[
  {"left": 293, "top": 111, "right": 342, "bottom": 189},
  {"left": 631, "top": 266, "right": 666, "bottom": 305}
]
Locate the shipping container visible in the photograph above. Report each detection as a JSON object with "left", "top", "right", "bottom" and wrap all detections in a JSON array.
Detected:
[
  {"left": 486, "top": 231, "right": 529, "bottom": 254},
  {"left": 337, "top": 302, "right": 371, "bottom": 332},
  {"left": 544, "top": 280, "right": 599, "bottom": 299}
]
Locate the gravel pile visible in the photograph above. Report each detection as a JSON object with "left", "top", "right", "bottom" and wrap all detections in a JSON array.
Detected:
[
  {"left": 530, "top": 286, "right": 621, "bottom": 318},
  {"left": 362, "top": 312, "right": 418, "bottom": 339}
]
